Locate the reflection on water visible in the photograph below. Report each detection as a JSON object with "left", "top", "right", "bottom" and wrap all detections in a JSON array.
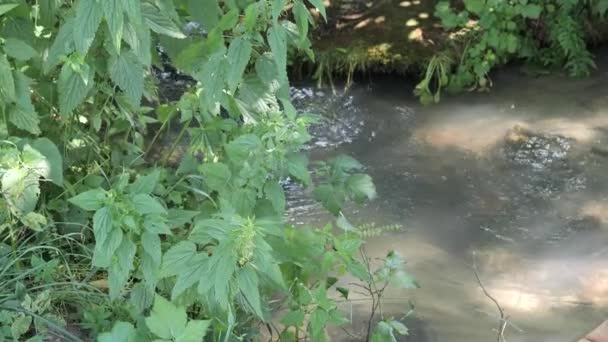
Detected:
[{"left": 290, "top": 59, "right": 608, "bottom": 340}]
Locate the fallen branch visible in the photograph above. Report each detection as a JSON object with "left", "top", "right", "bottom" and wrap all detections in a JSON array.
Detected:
[{"left": 472, "top": 251, "right": 509, "bottom": 342}]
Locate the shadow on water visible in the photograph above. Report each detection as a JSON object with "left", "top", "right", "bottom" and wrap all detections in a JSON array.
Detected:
[{"left": 289, "top": 55, "right": 608, "bottom": 340}]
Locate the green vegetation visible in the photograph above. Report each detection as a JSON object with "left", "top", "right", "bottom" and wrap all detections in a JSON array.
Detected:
[
  {"left": 417, "top": 0, "right": 608, "bottom": 103},
  {"left": 0, "top": 1, "right": 414, "bottom": 341}
]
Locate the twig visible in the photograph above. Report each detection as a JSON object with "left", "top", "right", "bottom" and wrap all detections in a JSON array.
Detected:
[{"left": 472, "top": 251, "right": 508, "bottom": 342}]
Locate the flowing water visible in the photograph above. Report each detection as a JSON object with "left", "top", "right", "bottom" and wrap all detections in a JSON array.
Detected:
[{"left": 288, "top": 56, "right": 608, "bottom": 341}]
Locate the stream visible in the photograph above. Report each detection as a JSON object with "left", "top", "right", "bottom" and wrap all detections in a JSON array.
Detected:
[{"left": 288, "top": 55, "right": 608, "bottom": 341}]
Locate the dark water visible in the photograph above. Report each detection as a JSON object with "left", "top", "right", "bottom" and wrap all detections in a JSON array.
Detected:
[{"left": 289, "top": 62, "right": 608, "bottom": 341}]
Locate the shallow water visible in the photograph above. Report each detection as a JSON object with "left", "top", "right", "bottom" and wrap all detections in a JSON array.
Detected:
[{"left": 289, "top": 59, "right": 608, "bottom": 341}]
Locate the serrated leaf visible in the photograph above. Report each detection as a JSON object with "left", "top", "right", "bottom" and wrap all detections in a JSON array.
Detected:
[
  {"left": 145, "top": 295, "right": 187, "bottom": 339},
  {"left": 73, "top": 0, "right": 103, "bottom": 55},
  {"left": 131, "top": 193, "right": 167, "bottom": 215},
  {"left": 313, "top": 184, "right": 344, "bottom": 216},
  {"left": 264, "top": 180, "right": 285, "bottom": 214},
  {"left": 287, "top": 153, "right": 311, "bottom": 185},
  {"left": 44, "top": 18, "right": 75, "bottom": 73},
  {"left": 123, "top": 0, "right": 142, "bottom": 23},
  {"left": 11, "top": 314, "right": 31, "bottom": 340},
  {"left": 20, "top": 212, "right": 47, "bottom": 231},
  {"left": 0, "top": 4, "right": 18, "bottom": 17},
  {"left": 167, "top": 209, "right": 198, "bottom": 228},
  {"left": 175, "top": 320, "right": 211, "bottom": 342},
  {"left": 293, "top": 1, "right": 310, "bottom": 42},
  {"left": 92, "top": 227, "right": 123, "bottom": 268},
  {"left": 281, "top": 310, "right": 305, "bottom": 326},
  {"left": 110, "top": 51, "right": 144, "bottom": 106},
  {"left": 109, "top": 238, "right": 136, "bottom": 299},
  {"left": 129, "top": 282, "right": 154, "bottom": 313},
  {"left": 0, "top": 53, "right": 15, "bottom": 101},
  {"left": 237, "top": 266, "right": 263, "bottom": 318},
  {"left": 268, "top": 24, "right": 287, "bottom": 74},
  {"left": 31, "top": 138, "right": 63, "bottom": 186},
  {"left": 171, "top": 253, "right": 207, "bottom": 300},
  {"left": 68, "top": 188, "right": 106, "bottom": 211},
  {"left": 310, "top": 308, "right": 328, "bottom": 340},
  {"left": 142, "top": 231, "right": 162, "bottom": 265},
  {"left": 520, "top": 4, "right": 541, "bottom": 18},
  {"left": 226, "top": 37, "right": 252, "bottom": 92},
  {"left": 9, "top": 71, "right": 39, "bottom": 135},
  {"left": 225, "top": 134, "right": 261, "bottom": 163},
  {"left": 58, "top": 62, "right": 94, "bottom": 115},
  {"left": 187, "top": 0, "right": 220, "bottom": 31},
  {"left": 197, "top": 51, "right": 226, "bottom": 113},
  {"left": 2, "top": 168, "right": 40, "bottom": 215},
  {"left": 199, "top": 162, "right": 231, "bottom": 192},
  {"left": 21, "top": 144, "right": 48, "bottom": 179},
  {"left": 93, "top": 207, "right": 113, "bottom": 246},
  {"left": 244, "top": 3, "right": 260, "bottom": 31},
  {"left": 371, "top": 321, "right": 397, "bottom": 342},
  {"left": 102, "top": 0, "right": 124, "bottom": 53},
  {"left": 123, "top": 19, "right": 151, "bottom": 66},
  {"left": 141, "top": 2, "right": 185, "bottom": 38},
  {"left": 5, "top": 38, "right": 37, "bottom": 61},
  {"left": 346, "top": 173, "right": 377, "bottom": 201},
  {"left": 161, "top": 241, "right": 197, "bottom": 277},
  {"left": 128, "top": 169, "right": 160, "bottom": 194},
  {"left": 306, "top": 0, "right": 327, "bottom": 19},
  {"left": 98, "top": 322, "right": 136, "bottom": 342}
]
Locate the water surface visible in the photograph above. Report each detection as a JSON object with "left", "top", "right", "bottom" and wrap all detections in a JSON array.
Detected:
[{"left": 289, "top": 59, "right": 608, "bottom": 341}]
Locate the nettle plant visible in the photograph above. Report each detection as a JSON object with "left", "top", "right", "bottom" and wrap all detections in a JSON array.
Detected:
[
  {"left": 0, "top": 0, "right": 414, "bottom": 341},
  {"left": 417, "top": 0, "right": 607, "bottom": 102}
]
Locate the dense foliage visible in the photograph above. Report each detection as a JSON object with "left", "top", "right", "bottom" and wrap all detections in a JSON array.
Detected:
[
  {"left": 416, "top": 0, "right": 608, "bottom": 103},
  {"left": 0, "top": 0, "right": 414, "bottom": 341}
]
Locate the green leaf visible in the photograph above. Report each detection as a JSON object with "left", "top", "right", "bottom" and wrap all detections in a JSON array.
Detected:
[
  {"left": 123, "top": 19, "right": 151, "bottom": 66},
  {"left": 161, "top": 241, "right": 197, "bottom": 277},
  {"left": 175, "top": 320, "right": 211, "bottom": 342},
  {"left": 92, "top": 227, "right": 123, "bottom": 267},
  {"left": 141, "top": 252, "right": 160, "bottom": 291},
  {"left": 20, "top": 212, "right": 47, "bottom": 231},
  {"left": 314, "top": 184, "right": 344, "bottom": 216},
  {"left": 0, "top": 53, "right": 15, "bottom": 101},
  {"left": 293, "top": 1, "right": 311, "bottom": 42},
  {"left": 2, "top": 168, "right": 40, "bottom": 215},
  {"left": 520, "top": 4, "right": 542, "bottom": 18},
  {"left": 226, "top": 37, "right": 252, "bottom": 92},
  {"left": 141, "top": 2, "right": 186, "bottom": 38},
  {"left": 9, "top": 71, "right": 39, "bottom": 135},
  {"left": 145, "top": 295, "right": 187, "bottom": 339},
  {"left": 58, "top": 62, "right": 94, "bottom": 115},
  {"left": 4, "top": 38, "right": 37, "bottom": 61},
  {"left": 187, "top": 0, "right": 220, "bottom": 31},
  {"left": 123, "top": 0, "right": 142, "bottom": 23},
  {"left": 199, "top": 162, "right": 231, "bottom": 192},
  {"left": 389, "top": 321, "right": 409, "bottom": 336},
  {"left": 21, "top": 144, "right": 48, "bottom": 179},
  {"left": 306, "top": 0, "right": 327, "bottom": 19},
  {"left": 0, "top": 4, "right": 18, "bottom": 17},
  {"left": 39, "top": 0, "right": 59, "bottom": 28},
  {"left": 371, "top": 321, "right": 397, "bottom": 342},
  {"left": 110, "top": 51, "right": 144, "bottom": 106},
  {"left": 189, "top": 218, "right": 233, "bottom": 243},
  {"left": 128, "top": 169, "right": 160, "bottom": 194},
  {"left": 244, "top": 3, "right": 260, "bottom": 31},
  {"left": 218, "top": 9, "right": 239, "bottom": 30},
  {"left": 68, "top": 188, "right": 106, "bottom": 211},
  {"left": 11, "top": 314, "right": 32, "bottom": 340},
  {"left": 171, "top": 253, "right": 207, "bottom": 300},
  {"left": 44, "top": 18, "right": 75, "bottom": 73},
  {"left": 281, "top": 310, "right": 305, "bottom": 327},
  {"left": 264, "top": 180, "right": 285, "bottom": 214},
  {"left": 93, "top": 207, "right": 113, "bottom": 246},
  {"left": 73, "top": 0, "right": 103, "bottom": 55},
  {"left": 229, "top": 188, "right": 256, "bottom": 217},
  {"left": 346, "top": 174, "right": 377, "bottom": 201},
  {"left": 109, "top": 238, "right": 136, "bottom": 299},
  {"left": 310, "top": 308, "right": 328, "bottom": 340},
  {"left": 463, "top": 0, "right": 484, "bottom": 13},
  {"left": 225, "top": 134, "right": 261, "bottom": 163},
  {"left": 98, "top": 322, "right": 137, "bottom": 342},
  {"left": 131, "top": 193, "right": 167, "bottom": 215},
  {"left": 167, "top": 209, "right": 198, "bottom": 228},
  {"left": 129, "top": 282, "right": 154, "bottom": 313},
  {"left": 142, "top": 231, "right": 162, "bottom": 266},
  {"left": 237, "top": 266, "right": 263, "bottom": 318},
  {"left": 287, "top": 153, "right": 311, "bottom": 185},
  {"left": 197, "top": 51, "right": 226, "bottom": 112},
  {"left": 102, "top": 0, "right": 124, "bottom": 53},
  {"left": 31, "top": 138, "right": 63, "bottom": 186},
  {"left": 267, "top": 24, "right": 287, "bottom": 75}
]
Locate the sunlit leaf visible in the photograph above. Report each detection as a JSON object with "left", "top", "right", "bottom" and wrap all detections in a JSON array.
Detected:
[
  {"left": 73, "top": 0, "right": 103, "bottom": 55},
  {"left": 109, "top": 51, "right": 144, "bottom": 106},
  {"left": 145, "top": 295, "right": 187, "bottom": 339},
  {"left": 141, "top": 2, "right": 185, "bottom": 38}
]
